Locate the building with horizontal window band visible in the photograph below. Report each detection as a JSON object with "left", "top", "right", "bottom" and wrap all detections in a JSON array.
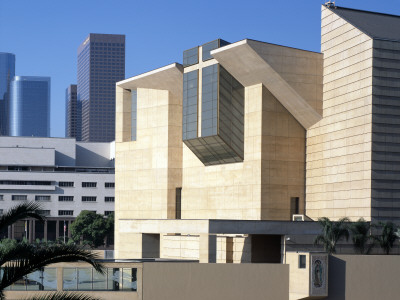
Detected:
[{"left": 0, "top": 136, "right": 115, "bottom": 244}]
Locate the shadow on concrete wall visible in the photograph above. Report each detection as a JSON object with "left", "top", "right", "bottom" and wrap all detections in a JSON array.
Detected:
[
  {"left": 326, "top": 256, "right": 346, "bottom": 300},
  {"left": 76, "top": 145, "right": 113, "bottom": 167},
  {"left": 55, "top": 151, "right": 75, "bottom": 166}
]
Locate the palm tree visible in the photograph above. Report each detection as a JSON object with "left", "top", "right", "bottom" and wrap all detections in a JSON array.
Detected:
[
  {"left": 374, "top": 221, "right": 398, "bottom": 255},
  {"left": 0, "top": 203, "right": 105, "bottom": 300},
  {"left": 349, "top": 218, "right": 374, "bottom": 254},
  {"left": 314, "top": 217, "right": 350, "bottom": 254}
]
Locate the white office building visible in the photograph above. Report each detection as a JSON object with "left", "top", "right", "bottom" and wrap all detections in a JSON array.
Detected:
[{"left": 0, "top": 136, "right": 115, "bottom": 242}]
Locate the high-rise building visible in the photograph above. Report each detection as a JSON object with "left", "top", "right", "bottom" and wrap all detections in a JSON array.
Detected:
[
  {"left": 77, "top": 33, "right": 125, "bottom": 142},
  {"left": 65, "top": 84, "right": 81, "bottom": 140},
  {"left": 0, "top": 52, "right": 15, "bottom": 135},
  {"left": 9, "top": 76, "right": 50, "bottom": 137}
]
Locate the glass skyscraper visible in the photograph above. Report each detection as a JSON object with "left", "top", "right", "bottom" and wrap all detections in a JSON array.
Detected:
[
  {"left": 0, "top": 53, "right": 16, "bottom": 135},
  {"left": 9, "top": 76, "right": 50, "bottom": 137},
  {"left": 65, "top": 84, "right": 81, "bottom": 140},
  {"left": 77, "top": 33, "right": 125, "bottom": 142}
]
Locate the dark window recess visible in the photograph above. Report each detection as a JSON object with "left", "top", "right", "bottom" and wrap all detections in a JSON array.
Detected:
[
  {"left": 105, "top": 197, "right": 115, "bottom": 202},
  {"left": 299, "top": 255, "right": 306, "bottom": 269},
  {"left": 105, "top": 182, "right": 115, "bottom": 188},
  {"left": 290, "top": 197, "right": 300, "bottom": 217},
  {"left": 82, "top": 182, "right": 97, "bottom": 188},
  {"left": 12, "top": 195, "right": 27, "bottom": 201},
  {"left": 59, "top": 196, "right": 74, "bottom": 202},
  {"left": 36, "top": 210, "right": 50, "bottom": 216},
  {"left": 104, "top": 211, "right": 114, "bottom": 216},
  {"left": 59, "top": 182, "right": 74, "bottom": 187},
  {"left": 131, "top": 90, "right": 137, "bottom": 141},
  {"left": 82, "top": 196, "right": 97, "bottom": 202},
  {"left": 0, "top": 180, "right": 52, "bottom": 186},
  {"left": 35, "top": 195, "right": 51, "bottom": 201},
  {"left": 176, "top": 187, "right": 182, "bottom": 219},
  {"left": 58, "top": 210, "right": 73, "bottom": 216}
]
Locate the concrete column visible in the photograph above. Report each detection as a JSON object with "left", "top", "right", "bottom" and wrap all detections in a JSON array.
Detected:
[
  {"left": 44, "top": 221, "right": 48, "bottom": 241},
  {"left": 57, "top": 267, "right": 63, "bottom": 291},
  {"left": 28, "top": 220, "right": 33, "bottom": 242},
  {"left": 56, "top": 221, "right": 60, "bottom": 239},
  {"left": 199, "top": 234, "right": 217, "bottom": 263},
  {"left": 7, "top": 225, "right": 11, "bottom": 239},
  {"left": 32, "top": 220, "right": 36, "bottom": 241},
  {"left": 11, "top": 224, "right": 14, "bottom": 239},
  {"left": 67, "top": 221, "right": 71, "bottom": 238}
]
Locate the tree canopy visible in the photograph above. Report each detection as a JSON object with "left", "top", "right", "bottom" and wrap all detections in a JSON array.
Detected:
[{"left": 70, "top": 211, "right": 113, "bottom": 248}]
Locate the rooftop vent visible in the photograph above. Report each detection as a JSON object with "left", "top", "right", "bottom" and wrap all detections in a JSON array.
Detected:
[{"left": 325, "top": 1, "right": 336, "bottom": 8}]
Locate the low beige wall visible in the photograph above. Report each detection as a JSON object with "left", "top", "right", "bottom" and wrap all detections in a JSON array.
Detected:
[
  {"left": 142, "top": 262, "right": 289, "bottom": 300},
  {"left": 5, "top": 291, "right": 138, "bottom": 300},
  {"left": 327, "top": 255, "right": 400, "bottom": 300}
]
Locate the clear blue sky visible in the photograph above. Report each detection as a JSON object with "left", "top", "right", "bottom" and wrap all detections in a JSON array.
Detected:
[{"left": 1, "top": 0, "right": 399, "bottom": 138}]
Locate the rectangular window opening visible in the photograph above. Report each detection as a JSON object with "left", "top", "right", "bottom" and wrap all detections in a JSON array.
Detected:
[
  {"left": 299, "top": 255, "right": 306, "bottom": 269},
  {"left": 176, "top": 187, "right": 182, "bottom": 220}
]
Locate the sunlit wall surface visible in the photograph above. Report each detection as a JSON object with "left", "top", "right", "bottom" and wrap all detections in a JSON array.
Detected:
[
  {"left": 9, "top": 76, "right": 50, "bottom": 137},
  {"left": 0, "top": 52, "right": 15, "bottom": 135},
  {"left": 77, "top": 33, "right": 125, "bottom": 142}
]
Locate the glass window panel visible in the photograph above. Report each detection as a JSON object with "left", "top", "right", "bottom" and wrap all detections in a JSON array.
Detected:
[
  {"left": 183, "top": 47, "right": 199, "bottom": 67},
  {"left": 93, "top": 270, "right": 107, "bottom": 290},
  {"left": 41, "top": 268, "right": 57, "bottom": 290},
  {"left": 63, "top": 268, "right": 77, "bottom": 291},
  {"left": 202, "top": 40, "right": 220, "bottom": 61},
  {"left": 78, "top": 268, "right": 92, "bottom": 290},
  {"left": 12, "top": 276, "right": 27, "bottom": 290},
  {"left": 108, "top": 268, "right": 121, "bottom": 291},
  {"left": 122, "top": 268, "right": 137, "bottom": 291}
]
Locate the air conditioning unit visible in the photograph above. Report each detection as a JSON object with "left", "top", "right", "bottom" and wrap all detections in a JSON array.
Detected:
[{"left": 292, "top": 214, "right": 305, "bottom": 221}]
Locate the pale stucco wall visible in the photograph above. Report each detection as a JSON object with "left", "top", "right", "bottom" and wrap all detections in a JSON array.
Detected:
[
  {"left": 142, "top": 263, "right": 289, "bottom": 300},
  {"left": 306, "top": 6, "right": 373, "bottom": 221}
]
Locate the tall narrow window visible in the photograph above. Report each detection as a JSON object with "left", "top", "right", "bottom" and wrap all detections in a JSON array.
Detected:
[
  {"left": 290, "top": 197, "right": 300, "bottom": 218},
  {"left": 176, "top": 188, "right": 182, "bottom": 219},
  {"left": 131, "top": 90, "right": 137, "bottom": 141},
  {"left": 182, "top": 70, "right": 198, "bottom": 140}
]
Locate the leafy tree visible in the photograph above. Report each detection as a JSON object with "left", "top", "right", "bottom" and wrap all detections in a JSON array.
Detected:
[
  {"left": 374, "top": 221, "right": 398, "bottom": 255},
  {"left": 70, "top": 211, "right": 109, "bottom": 248},
  {"left": 349, "top": 218, "right": 374, "bottom": 254},
  {"left": 314, "top": 217, "right": 350, "bottom": 254},
  {"left": 105, "top": 212, "right": 114, "bottom": 247},
  {"left": 0, "top": 202, "right": 105, "bottom": 300}
]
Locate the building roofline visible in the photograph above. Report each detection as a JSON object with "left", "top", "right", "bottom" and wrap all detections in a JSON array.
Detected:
[
  {"left": 325, "top": 5, "right": 400, "bottom": 42},
  {"left": 326, "top": 5, "right": 400, "bottom": 19},
  {"left": 117, "top": 63, "right": 182, "bottom": 86}
]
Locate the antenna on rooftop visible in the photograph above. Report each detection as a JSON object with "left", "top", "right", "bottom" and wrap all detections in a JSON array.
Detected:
[{"left": 325, "top": 1, "right": 336, "bottom": 8}]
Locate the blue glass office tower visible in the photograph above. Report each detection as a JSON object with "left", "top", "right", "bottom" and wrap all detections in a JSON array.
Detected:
[
  {"left": 0, "top": 53, "right": 15, "bottom": 135},
  {"left": 9, "top": 76, "right": 50, "bottom": 137},
  {"left": 77, "top": 33, "right": 125, "bottom": 142}
]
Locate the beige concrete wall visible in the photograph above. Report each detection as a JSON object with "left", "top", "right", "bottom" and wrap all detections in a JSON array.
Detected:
[
  {"left": 306, "top": 6, "right": 373, "bottom": 221},
  {"left": 261, "top": 86, "right": 306, "bottom": 220},
  {"left": 142, "top": 262, "right": 289, "bottom": 300},
  {"left": 327, "top": 255, "right": 400, "bottom": 300},
  {"left": 182, "top": 83, "right": 305, "bottom": 221},
  {"left": 115, "top": 87, "right": 182, "bottom": 258},
  {"left": 161, "top": 234, "right": 199, "bottom": 260},
  {"left": 287, "top": 252, "right": 310, "bottom": 300}
]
